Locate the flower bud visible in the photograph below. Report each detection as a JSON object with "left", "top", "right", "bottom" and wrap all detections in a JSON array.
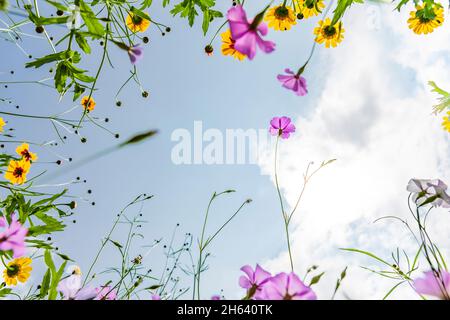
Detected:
[{"left": 204, "top": 45, "right": 214, "bottom": 56}]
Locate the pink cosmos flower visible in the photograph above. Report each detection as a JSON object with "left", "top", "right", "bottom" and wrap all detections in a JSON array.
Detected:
[
  {"left": 269, "top": 117, "right": 296, "bottom": 139},
  {"left": 227, "top": 5, "right": 275, "bottom": 60},
  {"left": 95, "top": 285, "right": 117, "bottom": 300},
  {"left": 152, "top": 294, "right": 161, "bottom": 300},
  {"left": 257, "top": 272, "right": 317, "bottom": 300},
  {"left": 0, "top": 214, "right": 28, "bottom": 258},
  {"left": 414, "top": 270, "right": 450, "bottom": 299},
  {"left": 211, "top": 294, "right": 221, "bottom": 300},
  {"left": 277, "top": 69, "right": 308, "bottom": 96},
  {"left": 128, "top": 44, "right": 144, "bottom": 65},
  {"left": 57, "top": 271, "right": 97, "bottom": 300},
  {"left": 239, "top": 264, "right": 271, "bottom": 298}
]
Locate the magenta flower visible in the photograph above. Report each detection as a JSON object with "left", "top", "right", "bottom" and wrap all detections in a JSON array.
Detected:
[
  {"left": 211, "top": 294, "right": 221, "bottom": 300},
  {"left": 414, "top": 270, "right": 450, "bottom": 299},
  {"left": 277, "top": 69, "right": 308, "bottom": 96},
  {"left": 239, "top": 264, "right": 271, "bottom": 298},
  {"left": 269, "top": 116, "right": 296, "bottom": 139},
  {"left": 128, "top": 44, "right": 144, "bottom": 65},
  {"left": 95, "top": 286, "right": 117, "bottom": 300},
  {"left": 257, "top": 272, "right": 317, "bottom": 300},
  {"left": 152, "top": 294, "right": 161, "bottom": 300},
  {"left": 227, "top": 5, "right": 275, "bottom": 60},
  {"left": 0, "top": 214, "right": 28, "bottom": 258},
  {"left": 57, "top": 272, "right": 97, "bottom": 300}
]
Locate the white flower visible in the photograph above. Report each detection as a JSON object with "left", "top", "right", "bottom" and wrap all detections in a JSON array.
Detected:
[{"left": 407, "top": 179, "right": 450, "bottom": 208}]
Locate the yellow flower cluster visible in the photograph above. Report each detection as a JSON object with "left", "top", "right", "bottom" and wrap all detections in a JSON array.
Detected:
[
  {"left": 314, "top": 18, "right": 345, "bottom": 48},
  {"left": 442, "top": 111, "right": 450, "bottom": 133},
  {"left": 4, "top": 143, "right": 38, "bottom": 185},
  {"left": 81, "top": 95, "right": 96, "bottom": 112},
  {"left": 126, "top": 12, "right": 151, "bottom": 33},
  {"left": 296, "top": 0, "right": 325, "bottom": 19},
  {"left": 3, "top": 257, "right": 32, "bottom": 286},
  {"left": 265, "top": 5, "right": 297, "bottom": 31},
  {"left": 221, "top": 29, "right": 246, "bottom": 61},
  {"left": 408, "top": 4, "right": 444, "bottom": 35}
]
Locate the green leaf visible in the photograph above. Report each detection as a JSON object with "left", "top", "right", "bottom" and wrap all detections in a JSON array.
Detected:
[
  {"left": 79, "top": 0, "right": 105, "bottom": 37},
  {"left": 309, "top": 272, "right": 325, "bottom": 286},
  {"left": 331, "top": 0, "right": 363, "bottom": 25},
  {"left": 75, "top": 33, "right": 91, "bottom": 54},
  {"left": 25, "top": 51, "right": 70, "bottom": 69},
  {"left": 39, "top": 268, "right": 52, "bottom": 299},
  {"left": 130, "top": 7, "right": 151, "bottom": 22},
  {"left": 170, "top": 0, "right": 219, "bottom": 32},
  {"left": 57, "top": 253, "right": 73, "bottom": 261},
  {"left": 145, "top": 284, "right": 163, "bottom": 290},
  {"left": 44, "top": 249, "right": 56, "bottom": 275},
  {"left": 55, "top": 62, "right": 69, "bottom": 93},
  {"left": 395, "top": 0, "right": 410, "bottom": 11},
  {"left": 0, "top": 288, "right": 12, "bottom": 298},
  {"left": 73, "top": 83, "right": 86, "bottom": 101},
  {"left": 341, "top": 248, "right": 392, "bottom": 267},
  {"left": 202, "top": 9, "right": 210, "bottom": 35},
  {"left": 45, "top": 250, "right": 67, "bottom": 300},
  {"left": 46, "top": 0, "right": 68, "bottom": 11},
  {"left": 141, "top": 0, "right": 153, "bottom": 9},
  {"left": 429, "top": 81, "right": 450, "bottom": 114}
]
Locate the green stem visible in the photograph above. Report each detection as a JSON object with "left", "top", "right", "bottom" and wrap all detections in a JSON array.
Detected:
[{"left": 274, "top": 135, "right": 294, "bottom": 271}]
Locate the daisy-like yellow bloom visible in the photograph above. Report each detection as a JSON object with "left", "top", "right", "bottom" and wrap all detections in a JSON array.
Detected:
[
  {"left": 265, "top": 5, "right": 297, "bottom": 31},
  {"left": 313, "top": 18, "right": 345, "bottom": 48},
  {"left": 0, "top": 117, "right": 5, "bottom": 133},
  {"left": 296, "top": 0, "right": 325, "bottom": 19},
  {"left": 442, "top": 111, "right": 450, "bottom": 132},
  {"left": 4, "top": 159, "right": 30, "bottom": 185},
  {"left": 221, "top": 29, "right": 246, "bottom": 61},
  {"left": 16, "top": 143, "right": 37, "bottom": 163},
  {"left": 81, "top": 96, "right": 96, "bottom": 112},
  {"left": 3, "top": 257, "right": 32, "bottom": 286},
  {"left": 126, "top": 12, "right": 150, "bottom": 33},
  {"left": 408, "top": 4, "right": 444, "bottom": 35}
]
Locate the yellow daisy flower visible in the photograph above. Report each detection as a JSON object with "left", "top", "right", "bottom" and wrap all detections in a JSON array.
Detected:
[
  {"left": 3, "top": 257, "right": 32, "bottom": 286},
  {"left": 0, "top": 117, "right": 5, "bottom": 133},
  {"left": 296, "top": 0, "right": 325, "bottom": 19},
  {"left": 442, "top": 111, "right": 450, "bottom": 132},
  {"left": 221, "top": 29, "right": 246, "bottom": 61},
  {"left": 16, "top": 143, "right": 38, "bottom": 163},
  {"left": 408, "top": 4, "right": 444, "bottom": 35},
  {"left": 4, "top": 159, "right": 30, "bottom": 185},
  {"left": 265, "top": 5, "right": 297, "bottom": 31},
  {"left": 313, "top": 18, "right": 345, "bottom": 48},
  {"left": 81, "top": 96, "right": 96, "bottom": 112},
  {"left": 126, "top": 12, "right": 150, "bottom": 33}
]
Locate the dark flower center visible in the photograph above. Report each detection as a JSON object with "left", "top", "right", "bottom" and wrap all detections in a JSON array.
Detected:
[
  {"left": 416, "top": 9, "right": 437, "bottom": 23},
  {"left": 132, "top": 15, "right": 143, "bottom": 25},
  {"left": 13, "top": 167, "right": 24, "bottom": 178},
  {"left": 6, "top": 264, "right": 20, "bottom": 277},
  {"left": 283, "top": 293, "right": 293, "bottom": 300},
  {"left": 323, "top": 25, "right": 336, "bottom": 37},
  {"left": 275, "top": 6, "right": 289, "bottom": 19},
  {"left": 21, "top": 150, "right": 31, "bottom": 160}
]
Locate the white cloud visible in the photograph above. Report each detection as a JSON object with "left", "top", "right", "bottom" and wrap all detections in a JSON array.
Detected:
[{"left": 258, "top": 3, "right": 450, "bottom": 299}]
